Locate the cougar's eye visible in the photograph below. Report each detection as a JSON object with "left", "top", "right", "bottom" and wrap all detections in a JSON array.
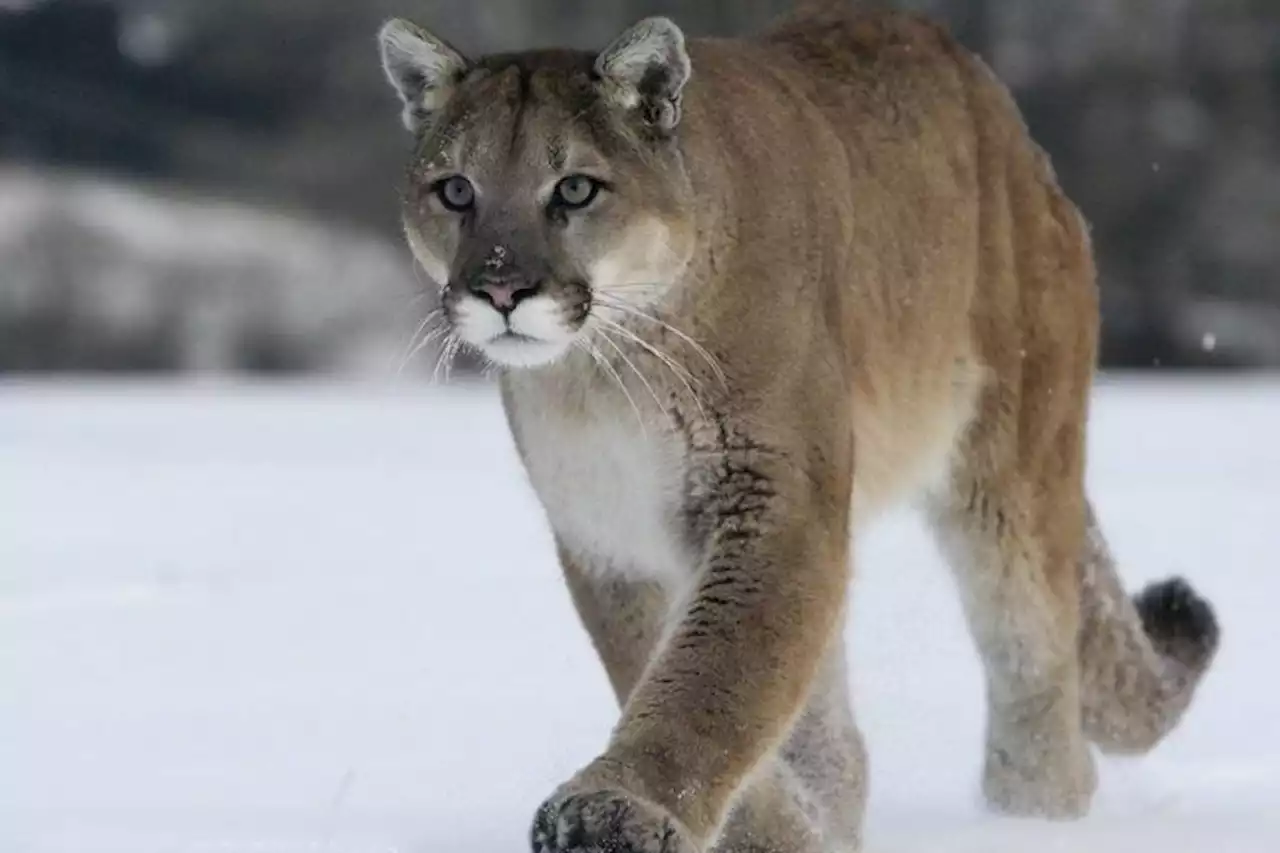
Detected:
[
  {"left": 434, "top": 176, "right": 475, "bottom": 212},
  {"left": 552, "top": 175, "right": 602, "bottom": 210}
]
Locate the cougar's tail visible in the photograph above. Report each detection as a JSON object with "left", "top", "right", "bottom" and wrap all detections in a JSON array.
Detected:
[{"left": 1077, "top": 502, "right": 1221, "bottom": 754}]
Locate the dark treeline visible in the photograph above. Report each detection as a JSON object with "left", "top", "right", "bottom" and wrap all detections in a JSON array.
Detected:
[{"left": 1, "top": 0, "right": 1277, "bottom": 371}]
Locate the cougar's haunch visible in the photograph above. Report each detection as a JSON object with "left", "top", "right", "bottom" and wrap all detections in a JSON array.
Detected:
[{"left": 378, "top": 2, "right": 1220, "bottom": 850}]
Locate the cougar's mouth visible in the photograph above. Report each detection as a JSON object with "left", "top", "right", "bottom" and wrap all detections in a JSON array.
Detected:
[
  {"left": 480, "top": 329, "right": 566, "bottom": 368},
  {"left": 490, "top": 330, "right": 540, "bottom": 344}
]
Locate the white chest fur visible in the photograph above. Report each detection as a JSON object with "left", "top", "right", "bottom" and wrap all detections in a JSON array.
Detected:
[{"left": 502, "top": 375, "right": 691, "bottom": 586}]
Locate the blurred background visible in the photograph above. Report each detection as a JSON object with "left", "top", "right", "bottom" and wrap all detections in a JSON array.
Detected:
[{"left": 1, "top": 0, "right": 1277, "bottom": 378}]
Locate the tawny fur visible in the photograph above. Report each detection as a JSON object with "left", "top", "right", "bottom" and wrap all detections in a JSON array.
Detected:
[{"left": 379, "top": 3, "right": 1220, "bottom": 851}]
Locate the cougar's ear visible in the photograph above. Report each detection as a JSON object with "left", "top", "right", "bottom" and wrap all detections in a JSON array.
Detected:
[
  {"left": 378, "top": 18, "right": 469, "bottom": 133},
  {"left": 594, "top": 17, "right": 691, "bottom": 134}
]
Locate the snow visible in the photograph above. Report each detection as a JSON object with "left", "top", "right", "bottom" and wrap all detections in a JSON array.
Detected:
[{"left": 2, "top": 376, "right": 1278, "bottom": 853}]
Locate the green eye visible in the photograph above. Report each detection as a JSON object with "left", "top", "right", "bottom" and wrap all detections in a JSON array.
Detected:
[
  {"left": 553, "top": 175, "right": 601, "bottom": 210},
  {"left": 435, "top": 176, "right": 475, "bottom": 212}
]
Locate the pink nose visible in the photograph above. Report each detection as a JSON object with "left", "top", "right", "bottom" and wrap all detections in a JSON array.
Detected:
[{"left": 472, "top": 276, "right": 539, "bottom": 312}]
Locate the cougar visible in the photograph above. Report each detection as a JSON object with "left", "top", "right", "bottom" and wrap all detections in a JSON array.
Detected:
[{"left": 377, "top": 2, "right": 1220, "bottom": 850}]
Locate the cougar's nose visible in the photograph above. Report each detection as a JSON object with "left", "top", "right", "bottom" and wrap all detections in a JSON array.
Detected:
[{"left": 469, "top": 272, "right": 540, "bottom": 313}]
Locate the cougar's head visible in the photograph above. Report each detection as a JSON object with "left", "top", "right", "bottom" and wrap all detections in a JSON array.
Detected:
[{"left": 378, "top": 17, "right": 696, "bottom": 368}]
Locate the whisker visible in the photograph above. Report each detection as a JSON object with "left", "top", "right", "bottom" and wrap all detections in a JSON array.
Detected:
[
  {"left": 430, "top": 335, "right": 459, "bottom": 385},
  {"left": 593, "top": 296, "right": 728, "bottom": 387},
  {"left": 403, "top": 307, "right": 442, "bottom": 352},
  {"left": 592, "top": 315, "right": 709, "bottom": 420},
  {"left": 592, "top": 314, "right": 699, "bottom": 386},
  {"left": 576, "top": 335, "right": 647, "bottom": 436},
  {"left": 396, "top": 309, "right": 445, "bottom": 375},
  {"left": 398, "top": 327, "right": 450, "bottom": 378},
  {"left": 441, "top": 337, "right": 465, "bottom": 385},
  {"left": 595, "top": 327, "right": 667, "bottom": 416}
]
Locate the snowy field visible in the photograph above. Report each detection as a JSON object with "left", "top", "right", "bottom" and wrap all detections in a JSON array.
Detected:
[{"left": 2, "top": 377, "right": 1279, "bottom": 853}]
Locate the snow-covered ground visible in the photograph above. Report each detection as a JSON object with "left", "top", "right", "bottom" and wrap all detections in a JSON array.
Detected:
[{"left": 2, "top": 377, "right": 1278, "bottom": 853}]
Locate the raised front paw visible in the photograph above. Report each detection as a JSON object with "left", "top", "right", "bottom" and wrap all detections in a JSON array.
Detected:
[{"left": 531, "top": 788, "right": 697, "bottom": 853}]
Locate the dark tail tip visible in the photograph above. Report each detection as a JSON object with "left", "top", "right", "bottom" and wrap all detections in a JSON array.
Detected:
[{"left": 1133, "top": 576, "right": 1221, "bottom": 674}]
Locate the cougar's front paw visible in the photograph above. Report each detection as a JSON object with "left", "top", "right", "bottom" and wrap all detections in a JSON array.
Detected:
[{"left": 531, "top": 788, "right": 697, "bottom": 853}]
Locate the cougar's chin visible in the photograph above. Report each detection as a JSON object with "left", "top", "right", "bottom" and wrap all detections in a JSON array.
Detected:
[{"left": 481, "top": 333, "right": 569, "bottom": 368}]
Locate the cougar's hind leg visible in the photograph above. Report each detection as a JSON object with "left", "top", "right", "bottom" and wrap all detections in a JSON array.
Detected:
[
  {"left": 715, "top": 627, "right": 865, "bottom": 853},
  {"left": 776, "top": 627, "right": 867, "bottom": 852},
  {"left": 715, "top": 764, "right": 827, "bottom": 853},
  {"left": 925, "top": 409, "right": 1097, "bottom": 819}
]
